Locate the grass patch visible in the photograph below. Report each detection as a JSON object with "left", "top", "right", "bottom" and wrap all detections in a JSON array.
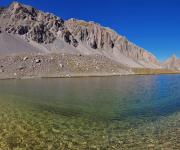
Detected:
[{"left": 132, "top": 68, "right": 180, "bottom": 75}]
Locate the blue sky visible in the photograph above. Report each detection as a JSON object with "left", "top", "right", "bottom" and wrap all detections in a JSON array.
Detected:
[{"left": 0, "top": 0, "right": 180, "bottom": 60}]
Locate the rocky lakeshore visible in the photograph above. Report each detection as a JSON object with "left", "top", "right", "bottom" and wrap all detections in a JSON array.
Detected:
[
  {"left": 0, "top": 53, "right": 180, "bottom": 80},
  {"left": 0, "top": 53, "right": 132, "bottom": 79}
]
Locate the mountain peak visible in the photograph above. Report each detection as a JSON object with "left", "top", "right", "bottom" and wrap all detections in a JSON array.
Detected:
[
  {"left": 171, "top": 54, "right": 178, "bottom": 59},
  {"left": 0, "top": 2, "right": 78, "bottom": 45},
  {"left": 163, "top": 54, "right": 180, "bottom": 69},
  {"left": 10, "top": 1, "right": 21, "bottom": 6},
  {"left": 9, "top": 1, "right": 22, "bottom": 10},
  {"left": 8, "top": 1, "right": 38, "bottom": 17},
  {"left": 9, "top": 1, "right": 32, "bottom": 9},
  {"left": 167, "top": 54, "right": 178, "bottom": 62}
]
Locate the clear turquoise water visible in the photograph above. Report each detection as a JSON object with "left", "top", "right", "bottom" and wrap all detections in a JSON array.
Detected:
[{"left": 0, "top": 75, "right": 179, "bottom": 149}]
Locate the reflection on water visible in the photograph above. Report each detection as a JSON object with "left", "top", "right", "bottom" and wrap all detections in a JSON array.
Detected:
[{"left": 0, "top": 75, "right": 179, "bottom": 149}]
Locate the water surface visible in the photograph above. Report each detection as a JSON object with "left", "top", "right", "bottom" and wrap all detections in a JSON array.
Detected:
[{"left": 0, "top": 75, "right": 179, "bottom": 149}]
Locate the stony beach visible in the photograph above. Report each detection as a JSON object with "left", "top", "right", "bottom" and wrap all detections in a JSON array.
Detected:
[{"left": 0, "top": 53, "right": 132, "bottom": 79}]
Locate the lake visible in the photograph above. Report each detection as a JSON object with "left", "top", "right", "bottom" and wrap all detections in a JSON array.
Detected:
[{"left": 0, "top": 75, "right": 179, "bottom": 149}]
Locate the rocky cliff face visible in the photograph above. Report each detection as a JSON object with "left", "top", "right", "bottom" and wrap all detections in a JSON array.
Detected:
[
  {"left": 65, "top": 19, "right": 159, "bottom": 68},
  {"left": 0, "top": 2, "right": 78, "bottom": 46},
  {"left": 163, "top": 55, "right": 180, "bottom": 70},
  {"left": 0, "top": 1, "right": 161, "bottom": 68}
]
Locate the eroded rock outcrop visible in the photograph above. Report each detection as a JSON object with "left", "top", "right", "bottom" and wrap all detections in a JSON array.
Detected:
[
  {"left": 65, "top": 19, "right": 159, "bottom": 67},
  {"left": 0, "top": 2, "right": 78, "bottom": 46},
  {"left": 65, "top": 19, "right": 117, "bottom": 50}
]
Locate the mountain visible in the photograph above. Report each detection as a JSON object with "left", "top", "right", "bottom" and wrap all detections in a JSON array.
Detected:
[
  {"left": 0, "top": 1, "right": 161, "bottom": 69},
  {"left": 65, "top": 19, "right": 160, "bottom": 68},
  {"left": 163, "top": 55, "right": 180, "bottom": 70}
]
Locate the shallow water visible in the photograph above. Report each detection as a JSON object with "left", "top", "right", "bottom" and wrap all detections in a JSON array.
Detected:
[{"left": 0, "top": 75, "right": 179, "bottom": 149}]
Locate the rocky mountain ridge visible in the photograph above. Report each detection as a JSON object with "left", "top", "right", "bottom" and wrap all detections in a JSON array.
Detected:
[
  {"left": 0, "top": 2, "right": 78, "bottom": 46},
  {"left": 163, "top": 55, "right": 180, "bottom": 70},
  {"left": 0, "top": 1, "right": 171, "bottom": 69},
  {"left": 65, "top": 19, "right": 159, "bottom": 67}
]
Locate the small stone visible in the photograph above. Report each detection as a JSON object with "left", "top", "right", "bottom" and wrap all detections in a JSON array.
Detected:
[
  {"left": 90, "top": 145, "right": 97, "bottom": 149},
  {"left": 95, "top": 66, "right": 99, "bottom": 69},
  {"left": 59, "top": 63, "right": 63, "bottom": 68},
  {"left": 23, "top": 56, "right": 28, "bottom": 61},
  {"left": 48, "top": 144, "right": 53, "bottom": 149},
  {"left": 35, "top": 59, "right": 41, "bottom": 63},
  {"left": 147, "top": 144, "right": 155, "bottom": 148},
  {"left": 52, "top": 128, "right": 60, "bottom": 133},
  {"left": 68, "top": 142, "right": 73, "bottom": 148},
  {"left": 66, "top": 74, "right": 71, "bottom": 77},
  {"left": 118, "top": 140, "right": 124, "bottom": 144},
  {"left": 0, "top": 69, "right": 4, "bottom": 73},
  {"left": 19, "top": 66, "right": 25, "bottom": 71}
]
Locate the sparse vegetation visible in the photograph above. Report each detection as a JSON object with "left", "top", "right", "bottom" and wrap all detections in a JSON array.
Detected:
[{"left": 132, "top": 68, "right": 180, "bottom": 75}]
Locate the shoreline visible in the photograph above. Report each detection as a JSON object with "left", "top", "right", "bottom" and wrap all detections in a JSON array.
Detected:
[
  {"left": 0, "top": 72, "right": 180, "bottom": 80},
  {"left": 0, "top": 53, "right": 179, "bottom": 80}
]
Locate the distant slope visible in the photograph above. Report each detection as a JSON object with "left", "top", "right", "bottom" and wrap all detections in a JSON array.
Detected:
[
  {"left": 0, "top": 2, "right": 161, "bottom": 68},
  {"left": 163, "top": 55, "right": 180, "bottom": 70},
  {"left": 0, "top": 31, "right": 41, "bottom": 55}
]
